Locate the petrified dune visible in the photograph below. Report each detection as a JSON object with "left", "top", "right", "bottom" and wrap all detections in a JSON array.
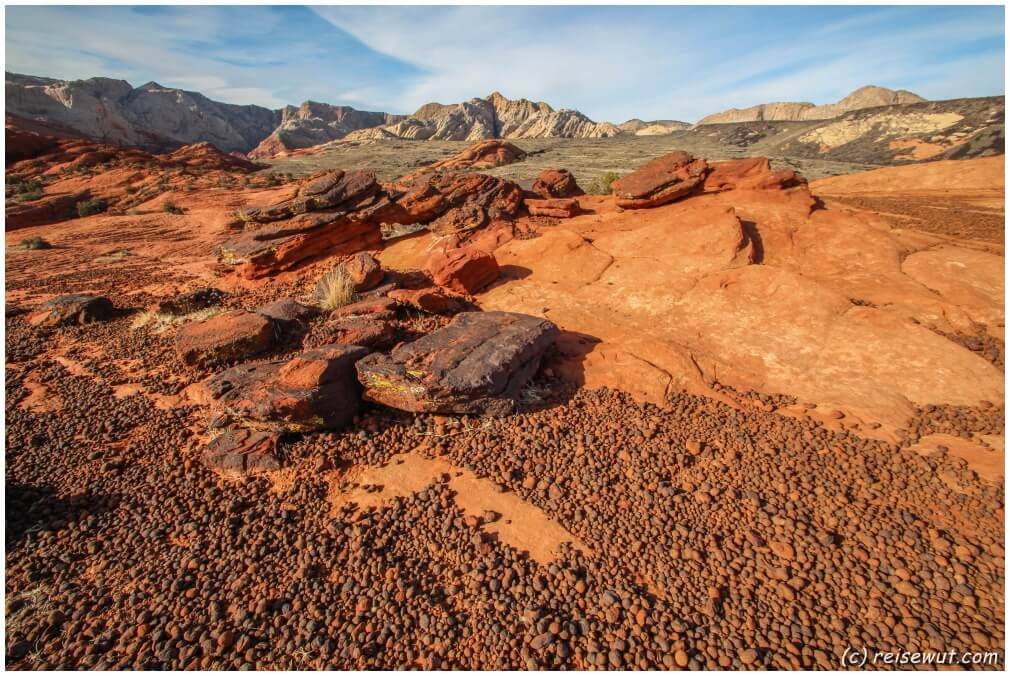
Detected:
[{"left": 380, "top": 156, "right": 1003, "bottom": 435}]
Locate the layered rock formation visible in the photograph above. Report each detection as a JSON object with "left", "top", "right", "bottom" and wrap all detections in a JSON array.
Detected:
[
  {"left": 531, "top": 169, "right": 583, "bottom": 198},
  {"left": 345, "top": 91, "right": 619, "bottom": 142},
  {"left": 5, "top": 115, "right": 263, "bottom": 230},
  {"left": 610, "top": 151, "right": 710, "bottom": 208},
  {"left": 356, "top": 311, "right": 559, "bottom": 415},
  {"left": 388, "top": 171, "right": 524, "bottom": 237},
  {"left": 219, "top": 170, "right": 392, "bottom": 279},
  {"left": 6, "top": 72, "right": 278, "bottom": 152},
  {"left": 247, "top": 101, "right": 404, "bottom": 158},
  {"left": 8, "top": 72, "right": 626, "bottom": 158},
  {"left": 199, "top": 344, "right": 369, "bottom": 432},
  {"left": 697, "top": 85, "right": 925, "bottom": 124},
  {"left": 610, "top": 152, "right": 805, "bottom": 209},
  {"left": 219, "top": 160, "right": 525, "bottom": 278},
  {"left": 398, "top": 140, "right": 526, "bottom": 182}
]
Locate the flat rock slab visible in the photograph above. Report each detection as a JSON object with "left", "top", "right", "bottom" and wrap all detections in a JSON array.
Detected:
[
  {"left": 27, "top": 294, "right": 114, "bottom": 328},
  {"left": 203, "top": 428, "right": 281, "bottom": 476},
  {"left": 525, "top": 197, "right": 579, "bottom": 218},
  {"left": 388, "top": 288, "right": 465, "bottom": 315},
  {"left": 611, "top": 151, "right": 708, "bottom": 209},
  {"left": 202, "top": 343, "right": 369, "bottom": 431},
  {"left": 304, "top": 317, "right": 396, "bottom": 350},
  {"left": 175, "top": 310, "right": 276, "bottom": 366},
  {"left": 356, "top": 311, "right": 558, "bottom": 415}
]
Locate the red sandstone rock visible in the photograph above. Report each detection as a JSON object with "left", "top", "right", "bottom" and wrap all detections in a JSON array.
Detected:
[
  {"left": 343, "top": 251, "right": 384, "bottom": 291},
  {"left": 27, "top": 294, "right": 114, "bottom": 328},
  {"left": 161, "top": 141, "right": 263, "bottom": 173},
  {"left": 175, "top": 310, "right": 276, "bottom": 366},
  {"left": 702, "top": 157, "right": 804, "bottom": 193},
  {"left": 5, "top": 191, "right": 90, "bottom": 231},
  {"left": 400, "top": 140, "right": 526, "bottom": 182},
  {"left": 304, "top": 317, "right": 396, "bottom": 350},
  {"left": 531, "top": 169, "right": 584, "bottom": 198},
  {"left": 427, "top": 247, "right": 500, "bottom": 295},
  {"left": 388, "top": 288, "right": 466, "bottom": 315},
  {"left": 202, "top": 428, "right": 281, "bottom": 475},
  {"left": 201, "top": 343, "right": 369, "bottom": 431},
  {"left": 219, "top": 170, "right": 387, "bottom": 279},
  {"left": 524, "top": 197, "right": 579, "bottom": 218},
  {"left": 610, "top": 151, "right": 709, "bottom": 208},
  {"left": 389, "top": 172, "right": 524, "bottom": 236},
  {"left": 255, "top": 298, "right": 318, "bottom": 326},
  {"left": 356, "top": 311, "right": 559, "bottom": 415}
]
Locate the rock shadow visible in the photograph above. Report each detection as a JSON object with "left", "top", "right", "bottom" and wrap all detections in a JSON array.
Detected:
[
  {"left": 740, "top": 219, "right": 764, "bottom": 264},
  {"left": 516, "top": 329, "right": 605, "bottom": 413},
  {"left": 5, "top": 481, "right": 114, "bottom": 546},
  {"left": 491, "top": 265, "right": 532, "bottom": 289}
]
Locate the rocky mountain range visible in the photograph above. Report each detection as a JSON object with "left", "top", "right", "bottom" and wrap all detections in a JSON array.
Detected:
[
  {"left": 617, "top": 119, "right": 691, "bottom": 135},
  {"left": 342, "top": 92, "right": 620, "bottom": 144},
  {"left": 6, "top": 72, "right": 278, "bottom": 153},
  {"left": 6, "top": 73, "right": 623, "bottom": 156},
  {"left": 8, "top": 72, "right": 974, "bottom": 163},
  {"left": 248, "top": 101, "right": 404, "bottom": 159},
  {"left": 697, "top": 85, "right": 925, "bottom": 124}
]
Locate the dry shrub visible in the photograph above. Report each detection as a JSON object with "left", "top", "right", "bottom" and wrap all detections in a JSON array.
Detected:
[{"left": 315, "top": 265, "right": 355, "bottom": 310}]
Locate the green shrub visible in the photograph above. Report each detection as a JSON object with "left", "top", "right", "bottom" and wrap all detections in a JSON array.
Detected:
[
  {"left": 584, "top": 171, "right": 621, "bottom": 195},
  {"left": 162, "top": 201, "right": 184, "bottom": 215},
  {"left": 19, "top": 236, "right": 52, "bottom": 250},
  {"left": 8, "top": 177, "right": 44, "bottom": 201},
  {"left": 76, "top": 198, "right": 107, "bottom": 217}
]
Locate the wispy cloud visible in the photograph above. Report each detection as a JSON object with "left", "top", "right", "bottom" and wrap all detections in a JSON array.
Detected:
[
  {"left": 6, "top": 5, "right": 1004, "bottom": 122},
  {"left": 313, "top": 5, "right": 1004, "bottom": 122}
]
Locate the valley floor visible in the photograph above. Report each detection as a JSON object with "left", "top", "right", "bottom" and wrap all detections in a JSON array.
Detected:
[{"left": 264, "top": 135, "right": 880, "bottom": 185}]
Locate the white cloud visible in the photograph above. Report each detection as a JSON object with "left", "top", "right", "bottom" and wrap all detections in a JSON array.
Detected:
[
  {"left": 5, "top": 5, "right": 1003, "bottom": 122},
  {"left": 312, "top": 5, "right": 1004, "bottom": 122}
]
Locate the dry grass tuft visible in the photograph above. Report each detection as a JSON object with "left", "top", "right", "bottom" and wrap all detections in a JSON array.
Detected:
[
  {"left": 315, "top": 265, "right": 356, "bottom": 311},
  {"left": 381, "top": 222, "right": 427, "bottom": 240},
  {"left": 131, "top": 306, "right": 224, "bottom": 333}
]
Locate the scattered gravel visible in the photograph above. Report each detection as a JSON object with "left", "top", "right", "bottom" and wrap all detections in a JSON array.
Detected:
[{"left": 6, "top": 310, "right": 1004, "bottom": 669}]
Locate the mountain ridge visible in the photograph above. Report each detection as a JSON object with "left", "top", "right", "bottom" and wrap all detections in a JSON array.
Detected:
[
  {"left": 697, "top": 85, "right": 926, "bottom": 125},
  {"left": 8, "top": 72, "right": 955, "bottom": 160}
]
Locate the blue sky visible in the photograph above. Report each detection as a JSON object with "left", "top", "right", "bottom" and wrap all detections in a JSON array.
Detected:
[{"left": 5, "top": 5, "right": 1005, "bottom": 122}]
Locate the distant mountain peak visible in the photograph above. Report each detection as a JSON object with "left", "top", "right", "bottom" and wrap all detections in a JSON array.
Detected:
[{"left": 697, "top": 85, "right": 927, "bottom": 125}]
